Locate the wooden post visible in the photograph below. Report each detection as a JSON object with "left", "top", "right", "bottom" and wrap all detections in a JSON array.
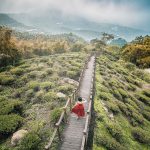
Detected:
[
  {"left": 57, "top": 126, "right": 61, "bottom": 141},
  {"left": 69, "top": 98, "right": 72, "bottom": 111},
  {"left": 63, "top": 107, "right": 67, "bottom": 123}
]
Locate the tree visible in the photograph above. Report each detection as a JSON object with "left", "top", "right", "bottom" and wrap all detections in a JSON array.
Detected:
[
  {"left": 101, "top": 32, "right": 114, "bottom": 43},
  {"left": 0, "top": 26, "right": 20, "bottom": 67}
]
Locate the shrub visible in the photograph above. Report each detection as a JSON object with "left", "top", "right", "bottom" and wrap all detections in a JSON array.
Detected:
[
  {"left": 27, "top": 81, "right": 40, "bottom": 92},
  {"left": 106, "top": 123, "right": 124, "bottom": 143},
  {"left": 112, "top": 90, "right": 122, "bottom": 100},
  {"left": 35, "top": 91, "right": 44, "bottom": 101},
  {"left": 58, "top": 84, "right": 74, "bottom": 95},
  {"left": 0, "top": 100, "right": 23, "bottom": 115},
  {"left": 46, "top": 68, "right": 53, "bottom": 75},
  {"left": 50, "top": 108, "right": 62, "bottom": 123},
  {"left": 142, "top": 111, "right": 150, "bottom": 121},
  {"left": 98, "top": 92, "right": 113, "bottom": 101},
  {"left": 25, "top": 89, "right": 34, "bottom": 99},
  {"left": 0, "top": 114, "right": 23, "bottom": 136},
  {"left": 106, "top": 101, "right": 120, "bottom": 114},
  {"left": 118, "top": 88, "right": 128, "bottom": 99},
  {"left": 136, "top": 93, "right": 150, "bottom": 106},
  {"left": 142, "top": 89, "right": 150, "bottom": 97},
  {"left": 125, "top": 62, "right": 136, "bottom": 71},
  {"left": 43, "top": 92, "right": 58, "bottom": 102},
  {"left": 0, "top": 74, "right": 15, "bottom": 85},
  {"left": 117, "top": 101, "right": 129, "bottom": 116},
  {"left": 95, "top": 134, "right": 126, "bottom": 150},
  {"left": 131, "top": 112, "right": 144, "bottom": 125},
  {"left": 40, "top": 82, "right": 54, "bottom": 91},
  {"left": 127, "top": 84, "right": 137, "bottom": 91},
  {"left": 132, "top": 128, "right": 150, "bottom": 145},
  {"left": 19, "top": 132, "right": 41, "bottom": 150},
  {"left": 10, "top": 67, "right": 24, "bottom": 76},
  {"left": 66, "top": 71, "right": 79, "bottom": 80},
  {"left": 27, "top": 71, "right": 37, "bottom": 79}
]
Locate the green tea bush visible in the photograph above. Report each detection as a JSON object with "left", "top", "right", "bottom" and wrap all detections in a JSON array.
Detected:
[
  {"left": 19, "top": 132, "right": 41, "bottom": 150},
  {"left": 106, "top": 101, "right": 120, "bottom": 114},
  {"left": 66, "top": 70, "right": 79, "bottom": 80},
  {"left": 35, "top": 91, "right": 45, "bottom": 102},
  {"left": 136, "top": 93, "right": 150, "bottom": 106},
  {"left": 95, "top": 134, "right": 126, "bottom": 150},
  {"left": 40, "top": 82, "right": 54, "bottom": 91},
  {"left": 118, "top": 88, "right": 128, "bottom": 99},
  {"left": 142, "top": 89, "right": 150, "bottom": 97},
  {"left": 127, "top": 83, "right": 137, "bottom": 91},
  {"left": 117, "top": 101, "right": 129, "bottom": 116},
  {"left": 0, "top": 74, "right": 15, "bottom": 85},
  {"left": 112, "top": 89, "right": 122, "bottom": 100},
  {"left": 131, "top": 112, "right": 144, "bottom": 125},
  {"left": 50, "top": 108, "right": 62, "bottom": 123},
  {"left": 10, "top": 67, "right": 24, "bottom": 76},
  {"left": 98, "top": 92, "right": 113, "bottom": 101},
  {"left": 0, "top": 114, "right": 23, "bottom": 135},
  {"left": 125, "top": 62, "right": 136, "bottom": 71},
  {"left": 0, "top": 100, "right": 23, "bottom": 115},
  {"left": 106, "top": 123, "right": 124, "bottom": 143},
  {"left": 46, "top": 68, "right": 53, "bottom": 75},
  {"left": 132, "top": 128, "right": 150, "bottom": 145},
  {"left": 134, "top": 69, "right": 150, "bottom": 83},
  {"left": 25, "top": 89, "right": 34, "bottom": 99},
  {"left": 43, "top": 92, "right": 58, "bottom": 102},
  {"left": 142, "top": 111, "right": 150, "bottom": 121},
  {"left": 58, "top": 84, "right": 74, "bottom": 95},
  {"left": 58, "top": 69, "right": 67, "bottom": 77},
  {"left": 27, "top": 71, "right": 38, "bottom": 79},
  {"left": 27, "top": 81, "right": 40, "bottom": 92}
]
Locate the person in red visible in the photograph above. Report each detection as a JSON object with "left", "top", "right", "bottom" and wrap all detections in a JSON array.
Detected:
[{"left": 71, "top": 97, "right": 86, "bottom": 119}]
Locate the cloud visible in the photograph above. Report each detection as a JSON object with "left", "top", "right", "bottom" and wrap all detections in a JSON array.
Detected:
[{"left": 0, "top": 0, "right": 150, "bottom": 30}]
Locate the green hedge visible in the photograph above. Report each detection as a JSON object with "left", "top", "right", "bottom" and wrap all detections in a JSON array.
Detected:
[
  {"left": 0, "top": 114, "right": 23, "bottom": 135},
  {"left": 132, "top": 128, "right": 150, "bottom": 145},
  {"left": 19, "top": 132, "right": 41, "bottom": 150}
]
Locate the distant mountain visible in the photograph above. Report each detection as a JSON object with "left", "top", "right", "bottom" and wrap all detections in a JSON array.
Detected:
[
  {"left": 6, "top": 12, "right": 150, "bottom": 41},
  {"left": 0, "top": 13, "right": 25, "bottom": 27},
  {"left": 110, "top": 38, "right": 127, "bottom": 47},
  {"left": 0, "top": 13, "right": 37, "bottom": 33}
]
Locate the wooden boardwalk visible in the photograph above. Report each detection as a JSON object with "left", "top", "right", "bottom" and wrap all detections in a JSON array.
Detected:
[{"left": 60, "top": 56, "right": 95, "bottom": 150}]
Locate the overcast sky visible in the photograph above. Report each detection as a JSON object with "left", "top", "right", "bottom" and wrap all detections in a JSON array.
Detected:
[{"left": 0, "top": 0, "right": 150, "bottom": 31}]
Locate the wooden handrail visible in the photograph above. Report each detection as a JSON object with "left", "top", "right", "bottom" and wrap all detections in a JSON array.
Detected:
[
  {"left": 45, "top": 128, "right": 57, "bottom": 149},
  {"left": 45, "top": 53, "right": 93, "bottom": 150}
]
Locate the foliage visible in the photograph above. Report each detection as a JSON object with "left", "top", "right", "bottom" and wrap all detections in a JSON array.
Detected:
[
  {"left": 0, "top": 114, "right": 23, "bottom": 135},
  {"left": 0, "top": 26, "right": 21, "bottom": 67},
  {"left": 132, "top": 128, "right": 150, "bottom": 145},
  {"left": 50, "top": 108, "right": 62, "bottom": 123},
  {"left": 0, "top": 73, "right": 15, "bottom": 85},
  {"left": 19, "top": 132, "right": 41, "bottom": 150},
  {"left": 122, "top": 35, "right": 150, "bottom": 68}
]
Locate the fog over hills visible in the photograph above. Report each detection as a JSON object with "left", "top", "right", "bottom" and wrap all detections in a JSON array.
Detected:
[{"left": 0, "top": 12, "right": 146, "bottom": 41}]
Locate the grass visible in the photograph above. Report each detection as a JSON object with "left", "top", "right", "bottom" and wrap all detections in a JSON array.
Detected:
[{"left": 93, "top": 49, "right": 150, "bottom": 150}]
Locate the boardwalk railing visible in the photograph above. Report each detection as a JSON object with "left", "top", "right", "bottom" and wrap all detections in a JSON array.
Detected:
[
  {"left": 81, "top": 55, "right": 96, "bottom": 150},
  {"left": 45, "top": 53, "right": 93, "bottom": 150}
]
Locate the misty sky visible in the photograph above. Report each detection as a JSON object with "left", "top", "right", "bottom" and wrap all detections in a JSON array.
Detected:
[{"left": 0, "top": 0, "right": 150, "bottom": 31}]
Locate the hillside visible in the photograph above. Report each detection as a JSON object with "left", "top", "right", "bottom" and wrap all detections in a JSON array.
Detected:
[
  {"left": 93, "top": 50, "right": 150, "bottom": 150},
  {"left": 0, "top": 52, "right": 88, "bottom": 150},
  {"left": 0, "top": 14, "right": 25, "bottom": 28}
]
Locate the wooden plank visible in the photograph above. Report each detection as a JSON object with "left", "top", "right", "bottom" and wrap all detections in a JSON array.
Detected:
[{"left": 59, "top": 55, "right": 96, "bottom": 150}]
